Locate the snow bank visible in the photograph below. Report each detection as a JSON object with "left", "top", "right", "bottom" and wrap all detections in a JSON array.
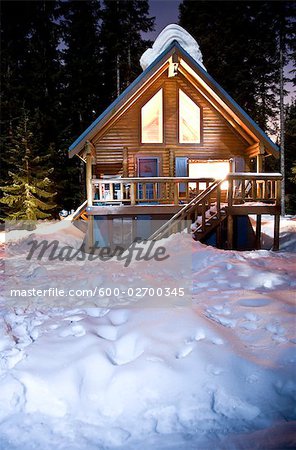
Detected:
[
  {"left": 140, "top": 24, "right": 206, "bottom": 71},
  {"left": 1, "top": 218, "right": 296, "bottom": 449},
  {"left": 249, "top": 215, "right": 296, "bottom": 252}
]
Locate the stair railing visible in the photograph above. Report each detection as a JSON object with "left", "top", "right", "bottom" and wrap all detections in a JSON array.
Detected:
[
  {"left": 149, "top": 179, "right": 226, "bottom": 241},
  {"left": 72, "top": 200, "right": 88, "bottom": 221}
]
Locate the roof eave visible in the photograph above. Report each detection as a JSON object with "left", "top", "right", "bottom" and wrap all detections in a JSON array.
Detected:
[
  {"left": 173, "top": 41, "right": 279, "bottom": 157},
  {"left": 68, "top": 41, "right": 178, "bottom": 158}
]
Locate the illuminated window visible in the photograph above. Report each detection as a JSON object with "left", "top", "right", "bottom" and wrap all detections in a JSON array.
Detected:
[
  {"left": 189, "top": 161, "right": 229, "bottom": 190},
  {"left": 141, "top": 89, "right": 163, "bottom": 143},
  {"left": 179, "top": 90, "right": 200, "bottom": 143}
]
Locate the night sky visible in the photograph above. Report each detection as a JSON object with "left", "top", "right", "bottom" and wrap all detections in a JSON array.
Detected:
[
  {"left": 147, "top": 0, "right": 181, "bottom": 38},
  {"left": 146, "top": 0, "right": 294, "bottom": 100}
]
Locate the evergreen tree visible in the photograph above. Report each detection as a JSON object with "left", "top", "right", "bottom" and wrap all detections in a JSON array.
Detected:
[
  {"left": 20, "top": 0, "right": 62, "bottom": 148},
  {"left": 100, "top": 0, "right": 154, "bottom": 106},
  {"left": 286, "top": 102, "right": 296, "bottom": 213},
  {"left": 60, "top": 0, "right": 102, "bottom": 136},
  {"left": 57, "top": 0, "right": 103, "bottom": 211},
  {"left": 1, "top": 0, "right": 64, "bottom": 215},
  {"left": 0, "top": 1, "right": 36, "bottom": 184},
  {"left": 179, "top": 1, "right": 294, "bottom": 133},
  {"left": 1, "top": 112, "right": 56, "bottom": 221}
]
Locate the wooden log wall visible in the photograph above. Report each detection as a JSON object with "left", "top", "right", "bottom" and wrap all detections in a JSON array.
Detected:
[{"left": 93, "top": 70, "right": 250, "bottom": 177}]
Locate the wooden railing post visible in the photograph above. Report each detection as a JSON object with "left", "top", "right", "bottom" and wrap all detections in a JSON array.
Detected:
[
  {"left": 153, "top": 183, "right": 158, "bottom": 201},
  {"left": 130, "top": 182, "right": 136, "bottom": 206},
  {"left": 217, "top": 184, "right": 221, "bottom": 220},
  {"left": 143, "top": 183, "right": 147, "bottom": 201},
  {"left": 201, "top": 201, "right": 206, "bottom": 231},
  {"left": 174, "top": 183, "right": 179, "bottom": 205},
  {"left": 228, "top": 177, "right": 233, "bottom": 207},
  {"left": 109, "top": 183, "right": 114, "bottom": 201}
]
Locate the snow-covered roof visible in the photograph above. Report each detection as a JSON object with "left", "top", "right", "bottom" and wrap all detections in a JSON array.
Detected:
[{"left": 140, "top": 24, "right": 206, "bottom": 71}]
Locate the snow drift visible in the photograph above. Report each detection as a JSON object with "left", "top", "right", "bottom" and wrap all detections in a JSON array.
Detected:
[{"left": 0, "top": 218, "right": 296, "bottom": 449}]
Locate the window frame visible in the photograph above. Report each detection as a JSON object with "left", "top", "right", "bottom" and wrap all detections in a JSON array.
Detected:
[
  {"left": 140, "top": 88, "right": 164, "bottom": 145},
  {"left": 178, "top": 88, "right": 202, "bottom": 145}
]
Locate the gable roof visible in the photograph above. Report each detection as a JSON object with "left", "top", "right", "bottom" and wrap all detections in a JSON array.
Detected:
[{"left": 69, "top": 40, "right": 279, "bottom": 158}]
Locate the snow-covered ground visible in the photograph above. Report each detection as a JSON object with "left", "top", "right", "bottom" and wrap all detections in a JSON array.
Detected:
[{"left": 0, "top": 217, "right": 295, "bottom": 449}]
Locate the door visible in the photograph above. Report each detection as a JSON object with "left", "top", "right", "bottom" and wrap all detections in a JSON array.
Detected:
[
  {"left": 138, "top": 157, "right": 159, "bottom": 201},
  {"left": 175, "top": 157, "right": 188, "bottom": 196}
]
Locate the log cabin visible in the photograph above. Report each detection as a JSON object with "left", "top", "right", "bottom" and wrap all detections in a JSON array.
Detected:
[{"left": 69, "top": 25, "right": 282, "bottom": 251}]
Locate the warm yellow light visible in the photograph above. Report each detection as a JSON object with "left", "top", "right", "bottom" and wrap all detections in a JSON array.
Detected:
[
  {"left": 141, "top": 89, "right": 163, "bottom": 143},
  {"left": 179, "top": 90, "right": 200, "bottom": 143},
  {"left": 189, "top": 161, "right": 229, "bottom": 189}
]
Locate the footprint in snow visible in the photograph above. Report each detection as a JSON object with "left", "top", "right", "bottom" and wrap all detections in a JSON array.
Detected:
[
  {"left": 211, "top": 336, "right": 224, "bottom": 345},
  {"left": 106, "top": 333, "right": 144, "bottom": 365},
  {"left": 194, "top": 329, "right": 206, "bottom": 341},
  {"left": 206, "top": 364, "right": 223, "bottom": 375},
  {"left": 176, "top": 342, "right": 195, "bottom": 359},
  {"left": 108, "top": 309, "right": 129, "bottom": 326},
  {"left": 96, "top": 325, "right": 117, "bottom": 341},
  {"left": 244, "top": 312, "right": 259, "bottom": 322},
  {"left": 59, "top": 324, "right": 86, "bottom": 338},
  {"left": 207, "top": 312, "right": 237, "bottom": 328}
]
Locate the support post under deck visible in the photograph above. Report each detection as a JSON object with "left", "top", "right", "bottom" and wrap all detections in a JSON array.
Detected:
[
  {"left": 255, "top": 215, "right": 262, "bottom": 250},
  {"left": 273, "top": 215, "right": 280, "bottom": 251},
  {"left": 227, "top": 215, "right": 234, "bottom": 250}
]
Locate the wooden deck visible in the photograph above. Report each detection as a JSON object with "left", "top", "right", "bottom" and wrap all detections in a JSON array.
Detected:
[{"left": 74, "top": 173, "right": 282, "bottom": 251}]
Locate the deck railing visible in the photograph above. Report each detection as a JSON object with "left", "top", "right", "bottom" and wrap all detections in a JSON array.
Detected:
[
  {"left": 227, "top": 173, "right": 282, "bottom": 206},
  {"left": 92, "top": 177, "right": 216, "bottom": 206},
  {"left": 91, "top": 173, "right": 282, "bottom": 207}
]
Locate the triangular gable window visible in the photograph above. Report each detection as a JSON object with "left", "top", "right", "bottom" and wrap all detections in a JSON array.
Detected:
[
  {"left": 141, "top": 89, "right": 163, "bottom": 143},
  {"left": 179, "top": 89, "right": 200, "bottom": 143}
]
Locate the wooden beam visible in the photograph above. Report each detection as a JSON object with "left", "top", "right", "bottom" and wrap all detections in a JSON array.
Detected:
[
  {"left": 130, "top": 182, "right": 136, "bottom": 206},
  {"left": 87, "top": 216, "right": 94, "bottom": 252},
  {"left": 256, "top": 143, "right": 265, "bottom": 172},
  {"left": 174, "top": 183, "right": 179, "bottom": 205},
  {"left": 85, "top": 151, "right": 93, "bottom": 207},
  {"left": 273, "top": 214, "right": 280, "bottom": 251},
  {"left": 246, "top": 142, "right": 260, "bottom": 158},
  {"left": 216, "top": 224, "right": 222, "bottom": 249},
  {"left": 123, "top": 147, "right": 128, "bottom": 177},
  {"left": 82, "top": 140, "right": 96, "bottom": 160},
  {"left": 169, "top": 149, "right": 175, "bottom": 177},
  {"left": 255, "top": 215, "right": 261, "bottom": 249},
  {"left": 227, "top": 205, "right": 280, "bottom": 215},
  {"left": 227, "top": 215, "right": 234, "bottom": 249},
  {"left": 87, "top": 205, "right": 182, "bottom": 216}
]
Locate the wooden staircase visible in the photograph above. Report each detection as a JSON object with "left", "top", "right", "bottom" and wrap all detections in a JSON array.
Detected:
[
  {"left": 149, "top": 179, "right": 227, "bottom": 243},
  {"left": 191, "top": 207, "right": 227, "bottom": 242},
  {"left": 71, "top": 200, "right": 89, "bottom": 233},
  {"left": 72, "top": 200, "right": 88, "bottom": 221}
]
